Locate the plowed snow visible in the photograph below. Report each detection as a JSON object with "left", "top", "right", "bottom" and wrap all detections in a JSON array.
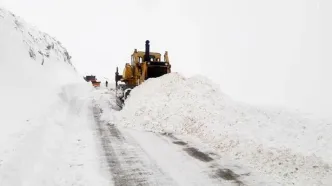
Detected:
[{"left": 113, "top": 72, "right": 332, "bottom": 186}]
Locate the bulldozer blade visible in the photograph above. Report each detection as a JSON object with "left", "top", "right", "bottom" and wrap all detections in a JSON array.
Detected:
[{"left": 146, "top": 62, "right": 169, "bottom": 79}]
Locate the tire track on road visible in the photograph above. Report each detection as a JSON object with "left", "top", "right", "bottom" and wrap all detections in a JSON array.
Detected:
[{"left": 93, "top": 104, "right": 177, "bottom": 186}]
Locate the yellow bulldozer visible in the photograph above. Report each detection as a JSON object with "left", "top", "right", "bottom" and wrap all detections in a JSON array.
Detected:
[{"left": 115, "top": 40, "right": 171, "bottom": 107}]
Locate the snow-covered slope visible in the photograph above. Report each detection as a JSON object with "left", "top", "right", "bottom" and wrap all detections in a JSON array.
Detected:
[
  {"left": 0, "top": 6, "right": 82, "bottom": 146},
  {"left": 0, "top": 7, "right": 110, "bottom": 185},
  {"left": 0, "top": 7, "right": 77, "bottom": 82},
  {"left": 0, "top": 7, "right": 83, "bottom": 128},
  {"left": 113, "top": 72, "right": 332, "bottom": 186}
]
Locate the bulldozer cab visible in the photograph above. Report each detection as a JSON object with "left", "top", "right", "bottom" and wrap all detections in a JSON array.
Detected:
[
  {"left": 131, "top": 41, "right": 171, "bottom": 80},
  {"left": 131, "top": 51, "right": 163, "bottom": 65}
]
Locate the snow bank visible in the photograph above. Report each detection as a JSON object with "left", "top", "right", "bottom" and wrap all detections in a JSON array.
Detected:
[
  {"left": 0, "top": 7, "right": 110, "bottom": 185},
  {"left": 0, "top": 7, "right": 84, "bottom": 136},
  {"left": 114, "top": 72, "right": 332, "bottom": 186},
  {"left": 0, "top": 83, "right": 109, "bottom": 185}
]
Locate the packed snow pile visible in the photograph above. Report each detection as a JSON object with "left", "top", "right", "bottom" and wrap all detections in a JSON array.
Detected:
[{"left": 113, "top": 72, "right": 332, "bottom": 186}]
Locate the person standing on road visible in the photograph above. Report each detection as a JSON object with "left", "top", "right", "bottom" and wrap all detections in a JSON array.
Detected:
[{"left": 106, "top": 81, "right": 108, "bottom": 87}]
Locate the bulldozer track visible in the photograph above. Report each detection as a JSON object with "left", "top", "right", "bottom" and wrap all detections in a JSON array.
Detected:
[{"left": 92, "top": 104, "right": 177, "bottom": 186}]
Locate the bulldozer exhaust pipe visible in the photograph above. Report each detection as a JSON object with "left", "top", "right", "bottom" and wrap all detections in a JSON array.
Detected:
[{"left": 144, "top": 40, "right": 150, "bottom": 62}]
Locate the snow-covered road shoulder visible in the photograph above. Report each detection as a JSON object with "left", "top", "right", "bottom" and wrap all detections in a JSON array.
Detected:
[
  {"left": 0, "top": 7, "right": 110, "bottom": 186},
  {"left": 0, "top": 84, "right": 111, "bottom": 186}
]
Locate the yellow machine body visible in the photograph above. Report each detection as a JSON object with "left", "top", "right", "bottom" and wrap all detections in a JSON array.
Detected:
[{"left": 115, "top": 40, "right": 172, "bottom": 107}]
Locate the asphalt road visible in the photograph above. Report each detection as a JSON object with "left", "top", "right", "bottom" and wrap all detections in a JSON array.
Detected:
[{"left": 93, "top": 104, "right": 248, "bottom": 186}]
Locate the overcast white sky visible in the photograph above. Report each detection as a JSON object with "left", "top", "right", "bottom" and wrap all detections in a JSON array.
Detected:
[{"left": 1, "top": 0, "right": 331, "bottom": 118}]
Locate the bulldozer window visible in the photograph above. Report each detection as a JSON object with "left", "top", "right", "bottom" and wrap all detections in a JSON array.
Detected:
[
  {"left": 131, "top": 56, "right": 134, "bottom": 66},
  {"left": 150, "top": 56, "right": 155, "bottom": 61}
]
